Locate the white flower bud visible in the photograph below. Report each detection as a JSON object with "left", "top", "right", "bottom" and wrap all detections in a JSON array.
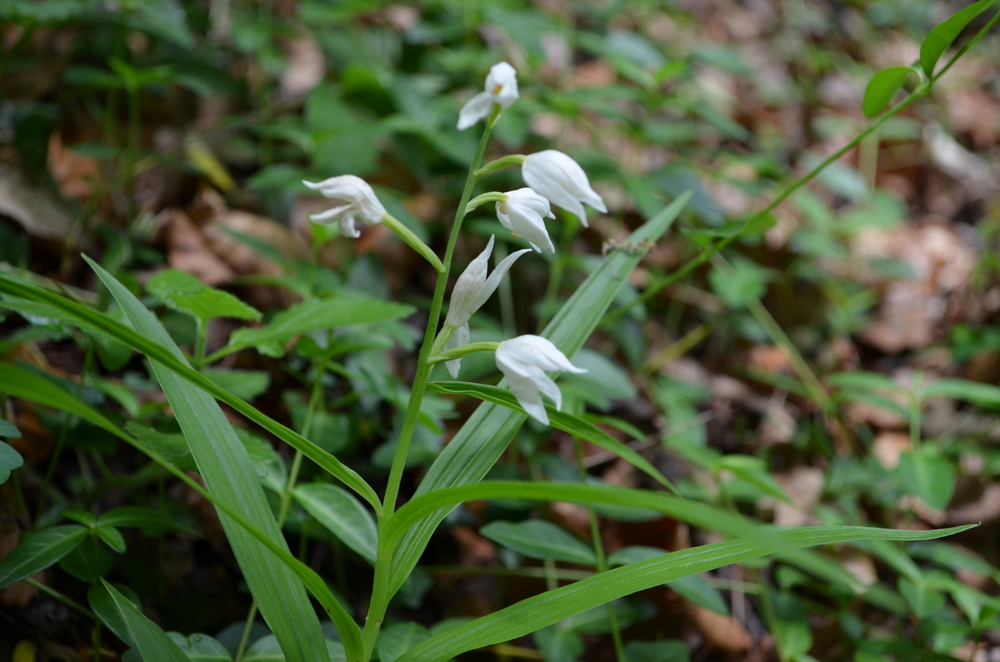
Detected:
[
  {"left": 522, "top": 150, "right": 607, "bottom": 227},
  {"left": 457, "top": 61, "right": 519, "bottom": 131},
  {"left": 496, "top": 188, "right": 556, "bottom": 253},
  {"left": 303, "top": 175, "right": 387, "bottom": 239},
  {"left": 495, "top": 335, "right": 586, "bottom": 425}
]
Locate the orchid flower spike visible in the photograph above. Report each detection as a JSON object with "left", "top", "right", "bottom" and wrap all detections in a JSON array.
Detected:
[
  {"left": 303, "top": 175, "right": 387, "bottom": 239},
  {"left": 495, "top": 335, "right": 586, "bottom": 425},
  {"left": 521, "top": 150, "right": 607, "bottom": 227},
  {"left": 496, "top": 188, "right": 556, "bottom": 253},
  {"left": 457, "top": 61, "right": 519, "bottom": 131},
  {"left": 444, "top": 235, "right": 531, "bottom": 378}
]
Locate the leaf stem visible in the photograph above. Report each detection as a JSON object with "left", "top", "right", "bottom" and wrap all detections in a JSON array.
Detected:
[{"left": 363, "top": 103, "right": 503, "bottom": 661}]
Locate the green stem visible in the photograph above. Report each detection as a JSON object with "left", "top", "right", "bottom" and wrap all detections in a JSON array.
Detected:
[
  {"left": 25, "top": 577, "right": 96, "bottom": 620},
  {"left": 429, "top": 341, "right": 500, "bottom": 364},
  {"left": 194, "top": 317, "right": 207, "bottom": 369},
  {"left": 474, "top": 154, "right": 526, "bottom": 177},
  {"left": 362, "top": 103, "right": 503, "bottom": 661},
  {"left": 465, "top": 191, "right": 507, "bottom": 214},
  {"left": 381, "top": 214, "right": 445, "bottom": 273}
]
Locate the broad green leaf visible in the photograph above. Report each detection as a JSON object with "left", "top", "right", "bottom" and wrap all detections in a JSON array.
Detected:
[
  {"left": 88, "top": 582, "right": 141, "bottom": 647},
  {"left": 375, "top": 623, "right": 429, "bottom": 662},
  {"left": 0, "top": 525, "right": 88, "bottom": 587},
  {"left": 564, "top": 598, "right": 654, "bottom": 633},
  {"left": 59, "top": 536, "right": 112, "bottom": 583},
  {"left": 920, "top": 0, "right": 997, "bottom": 76},
  {"left": 240, "top": 634, "right": 348, "bottom": 662},
  {"left": 202, "top": 369, "right": 270, "bottom": 401},
  {"left": 899, "top": 577, "right": 946, "bottom": 618},
  {"left": 0, "top": 359, "right": 358, "bottom": 657},
  {"left": 226, "top": 296, "right": 414, "bottom": 357},
  {"left": 608, "top": 546, "right": 728, "bottom": 615},
  {"left": 481, "top": 520, "right": 597, "bottom": 565},
  {"left": 768, "top": 591, "right": 812, "bottom": 660},
  {"left": 0, "top": 440, "right": 23, "bottom": 484},
  {"left": 922, "top": 377, "right": 1000, "bottom": 408},
  {"left": 386, "top": 195, "right": 690, "bottom": 595},
  {"left": 88, "top": 258, "right": 334, "bottom": 662},
  {"left": 532, "top": 625, "right": 583, "bottom": 662},
  {"left": 428, "top": 382, "right": 676, "bottom": 494},
  {"left": 103, "top": 580, "right": 191, "bottom": 662},
  {"left": 166, "top": 633, "right": 232, "bottom": 661},
  {"left": 714, "top": 455, "right": 791, "bottom": 504},
  {"left": 147, "top": 269, "right": 261, "bottom": 324},
  {"left": 294, "top": 484, "right": 377, "bottom": 564},
  {"left": 125, "top": 422, "right": 195, "bottom": 470},
  {"left": 98, "top": 506, "right": 199, "bottom": 537},
  {"left": 95, "top": 524, "right": 127, "bottom": 554},
  {"left": 0, "top": 419, "right": 20, "bottom": 437},
  {"left": 0, "top": 273, "right": 380, "bottom": 511},
  {"left": 397, "top": 524, "right": 971, "bottom": 662},
  {"left": 909, "top": 541, "right": 1000, "bottom": 583},
  {"left": 863, "top": 67, "right": 915, "bottom": 118},
  {"left": 898, "top": 449, "right": 955, "bottom": 510}
]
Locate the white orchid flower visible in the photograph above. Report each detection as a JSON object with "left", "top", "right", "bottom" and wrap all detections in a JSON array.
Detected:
[
  {"left": 303, "top": 175, "right": 387, "bottom": 239},
  {"left": 444, "top": 236, "right": 531, "bottom": 377},
  {"left": 521, "top": 150, "right": 607, "bottom": 227},
  {"left": 457, "top": 61, "right": 519, "bottom": 131},
  {"left": 496, "top": 188, "right": 556, "bottom": 253},
  {"left": 495, "top": 335, "right": 586, "bottom": 425}
]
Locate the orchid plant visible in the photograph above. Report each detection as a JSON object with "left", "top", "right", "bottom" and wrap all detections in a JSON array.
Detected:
[{"left": 0, "top": 49, "right": 982, "bottom": 662}]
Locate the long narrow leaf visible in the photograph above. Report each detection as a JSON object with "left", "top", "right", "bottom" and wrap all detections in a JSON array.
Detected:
[
  {"left": 103, "top": 580, "right": 191, "bottom": 662},
  {"left": 0, "top": 362, "right": 364, "bottom": 658},
  {"left": 398, "top": 524, "right": 973, "bottom": 662},
  {"left": 0, "top": 272, "right": 380, "bottom": 511},
  {"left": 429, "top": 381, "right": 676, "bottom": 493},
  {"left": 88, "top": 258, "right": 331, "bottom": 662},
  {"left": 389, "top": 193, "right": 691, "bottom": 593}
]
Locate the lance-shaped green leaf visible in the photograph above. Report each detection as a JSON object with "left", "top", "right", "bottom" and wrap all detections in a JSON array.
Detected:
[
  {"left": 224, "top": 296, "right": 415, "bottom": 358},
  {"left": 147, "top": 269, "right": 262, "bottom": 324},
  {"left": 481, "top": 520, "right": 597, "bottom": 565},
  {"left": 0, "top": 272, "right": 380, "bottom": 511},
  {"left": 863, "top": 66, "right": 916, "bottom": 118},
  {"left": 429, "top": 381, "right": 676, "bottom": 493},
  {"left": 88, "top": 257, "right": 332, "bottom": 662},
  {"left": 0, "top": 525, "right": 88, "bottom": 587},
  {"left": 396, "top": 524, "right": 973, "bottom": 662},
  {"left": 920, "top": 0, "right": 998, "bottom": 76},
  {"left": 102, "top": 580, "right": 191, "bottom": 662},
  {"left": 0, "top": 361, "right": 362, "bottom": 659},
  {"left": 294, "top": 483, "right": 378, "bottom": 565},
  {"left": 388, "top": 193, "right": 691, "bottom": 593}
]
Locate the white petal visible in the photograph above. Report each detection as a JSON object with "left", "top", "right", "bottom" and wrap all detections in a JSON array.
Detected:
[
  {"left": 485, "top": 62, "right": 519, "bottom": 108},
  {"left": 309, "top": 205, "right": 351, "bottom": 222},
  {"left": 505, "top": 373, "right": 549, "bottom": 425},
  {"left": 446, "top": 235, "right": 493, "bottom": 327},
  {"left": 445, "top": 323, "right": 470, "bottom": 379},
  {"left": 470, "top": 247, "right": 531, "bottom": 313},
  {"left": 457, "top": 92, "right": 494, "bottom": 130},
  {"left": 339, "top": 213, "right": 361, "bottom": 238},
  {"left": 522, "top": 150, "right": 606, "bottom": 227}
]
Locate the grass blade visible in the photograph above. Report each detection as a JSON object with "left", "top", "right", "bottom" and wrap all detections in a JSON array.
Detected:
[
  {"left": 87, "top": 257, "right": 332, "bottom": 662},
  {"left": 103, "top": 580, "right": 191, "bottom": 662},
  {"left": 0, "top": 272, "right": 380, "bottom": 511},
  {"left": 398, "top": 524, "right": 974, "bottom": 662}
]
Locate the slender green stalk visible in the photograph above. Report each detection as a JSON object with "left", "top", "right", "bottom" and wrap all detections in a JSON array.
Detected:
[
  {"left": 36, "top": 345, "right": 94, "bottom": 520},
  {"left": 25, "top": 577, "right": 96, "bottom": 620},
  {"left": 381, "top": 214, "right": 445, "bottom": 273},
  {"left": 429, "top": 341, "right": 500, "bottom": 364},
  {"left": 465, "top": 191, "right": 508, "bottom": 214},
  {"left": 362, "top": 104, "right": 503, "bottom": 661},
  {"left": 474, "top": 154, "right": 526, "bottom": 177}
]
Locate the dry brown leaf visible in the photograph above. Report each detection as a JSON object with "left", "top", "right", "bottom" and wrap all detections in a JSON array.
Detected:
[
  {"left": 280, "top": 30, "right": 325, "bottom": 99},
  {"left": 163, "top": 209, "right": 236, "bottom": 286},
  {"left": 688, "top": 603, "right": 753, "bottom": 654},
  {"left": 772, "top": 467, "right": 824, "bottom": 527},
  {"left": 871, "top": 431, "right": 911, "bottom": 470},
  {"left": 0, "top": 167, "right": 74, "bottom": 241},
  {"left": 451, "top": 526, "right": 496, "bottom": 565}
]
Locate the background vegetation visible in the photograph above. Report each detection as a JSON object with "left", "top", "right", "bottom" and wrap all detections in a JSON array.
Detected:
[{"left": 1, "top": 1, "right": 1000, "bottom": 660}]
